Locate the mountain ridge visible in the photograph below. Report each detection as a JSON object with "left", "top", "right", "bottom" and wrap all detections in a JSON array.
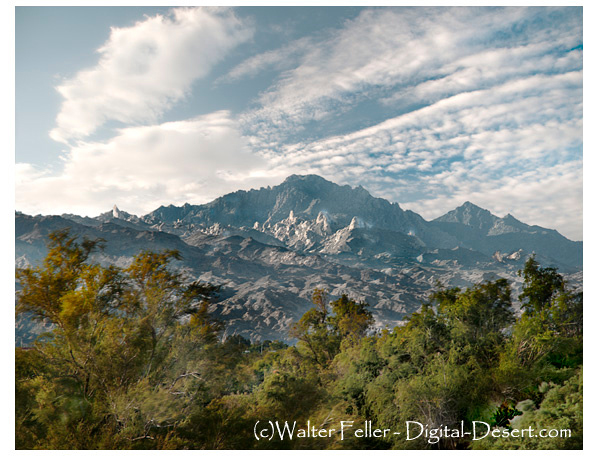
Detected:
[{"left": 16, "top": 174, "right": 582, "bottom": 344}]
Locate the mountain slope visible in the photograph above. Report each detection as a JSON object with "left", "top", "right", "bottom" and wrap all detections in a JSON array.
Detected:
[{"left": 15, "top": 175, "right": 582, "bottom": 343}]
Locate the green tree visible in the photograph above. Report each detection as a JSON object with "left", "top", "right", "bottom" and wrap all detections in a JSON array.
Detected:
[
  {"left": 290, "top": 289, "right": 338, "bottom": 368},
  {"left": 329, "top": 294, "right": 374, "bottom": 346},
  {"left": 518, "top": 256, "right": 565, "bottom": 315},
  {"left": 290, "top": 289, "right": 374, "bottom": 368},
  {"left": 511, "top": 256, "right": 582, "bottom": 369},
  {"left": 15, "top": 230, "right": 222, "bottom": 449},
  {"left": 435, "top": 279, "right": 515, "bottom": 367}
]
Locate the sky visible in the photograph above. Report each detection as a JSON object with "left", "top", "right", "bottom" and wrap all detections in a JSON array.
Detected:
[{"left": 14, "top": 5, "right": 583, "bottom": 240}]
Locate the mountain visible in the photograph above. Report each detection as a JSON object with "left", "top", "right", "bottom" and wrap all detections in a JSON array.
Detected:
[
  {"left": 15, "top": 175, "right": 582, "bottom": 344},
  {"left": 435, "top": 201, "right": 497, "bottom": 231},
  {"left": 142, "top": 175, "right": 458, "bottom": 248},
  {"left": 431, "top": 201, "right": 582, "bottom": 270}
]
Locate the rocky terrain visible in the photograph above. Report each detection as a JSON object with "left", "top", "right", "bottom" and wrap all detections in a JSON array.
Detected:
[{"left": 15, "top": 174, "right": 582, "bottom": 344}]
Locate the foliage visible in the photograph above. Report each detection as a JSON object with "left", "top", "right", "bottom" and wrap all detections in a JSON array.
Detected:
[
  {"left": 290, "top": 289, "right": 373, "bottom": 367},
  {"left": 15, "top": 232, "right": 582, "bottom": 449}
]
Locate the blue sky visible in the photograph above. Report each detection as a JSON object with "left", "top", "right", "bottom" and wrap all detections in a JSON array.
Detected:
[{"left": 15, "top": 6, "right": 583, "bottom": 240}]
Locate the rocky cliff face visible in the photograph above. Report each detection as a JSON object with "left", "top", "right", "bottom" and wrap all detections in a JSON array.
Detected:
[{"left": 16, "top": 175, "right": 582, "bottom": 344}]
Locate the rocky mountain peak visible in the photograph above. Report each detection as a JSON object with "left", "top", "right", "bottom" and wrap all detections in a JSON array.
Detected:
[
  {"left": 435, "top": 201, "right": 496, "bottom": 231},
  {"left": 96, "top": 205, "right": 140, "bottom": 223},
  {"left": 282, "top": 174, "right": 329, "bottom": 186},
  {"left": 315, "top": 211, "right": 333, "bottom": 234},
  {"left": 349, "top": 216, "right": 366, "bottom": 230}
]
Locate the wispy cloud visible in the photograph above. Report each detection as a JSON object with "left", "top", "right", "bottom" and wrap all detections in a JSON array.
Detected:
[
  {"left": 256, "top": 65, "right": 582, "bottom": 237},
  {"left": 216, "top": 36, "right": 313, "bottom": 84},
  {"left": 241, "top": 7, "right": 581, "bottom": 146},
  {"left": 235, "top": 6, "right": 582, "bottom": 239},
  {"left": 50, "top": 7, "right": 252, "bottom": 143}
]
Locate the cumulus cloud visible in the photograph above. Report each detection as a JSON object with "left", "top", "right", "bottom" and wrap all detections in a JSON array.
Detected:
[
  {"left": 50, "top": 7, "right": 252, "bottom": 143},
  {"left": 18, "top": 111, "right": 275, "bottom": 217}
]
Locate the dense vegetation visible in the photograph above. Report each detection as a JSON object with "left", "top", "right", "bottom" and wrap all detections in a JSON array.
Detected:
[{"left": 15, "top": 231, "right": 582, "bottom": 449}]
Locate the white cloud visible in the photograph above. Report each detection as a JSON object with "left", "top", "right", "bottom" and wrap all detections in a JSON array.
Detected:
[
  {"left": 241, "top": 7, "right": 581, "bottom": 149},
  {"left": 18, "top": 6, "right": 583, "bottom": 241},
  {"left": 259, "top": 67, "right": 582, "bottom": 240},
  {"left": 18, "top": 111, "right": 277, "bottom": 217},
  {"left": 50, "top": 7, "right": 252, "bottom": 143},
  {"left": 216, "top": 36, "right": 313, "bottom": 84}
]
